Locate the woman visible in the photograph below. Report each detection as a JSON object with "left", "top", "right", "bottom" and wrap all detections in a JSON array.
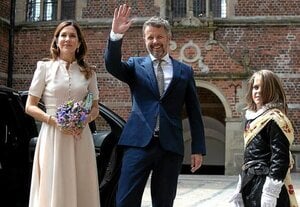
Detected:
[
  {"left": 26, "top": 20, "right": 100, "bottom": 207},
  {"left": 230, "top": 70, "right": 298, "bottom": 207}
]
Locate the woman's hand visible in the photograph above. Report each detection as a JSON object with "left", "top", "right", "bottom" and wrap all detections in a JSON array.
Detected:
[
  {"left": 47, "top": 115, "right": 57, "bottom": 126},
  {"left": 60, "top": 126, "right": 83, "bottom": 137}
]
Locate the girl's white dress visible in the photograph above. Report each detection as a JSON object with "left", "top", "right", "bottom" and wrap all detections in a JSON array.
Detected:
[{"left": 28, "top": 59, "right": 100, "bottom": 207}]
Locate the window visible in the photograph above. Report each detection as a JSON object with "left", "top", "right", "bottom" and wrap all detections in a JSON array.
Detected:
[
  {"left": 43, "top": 0, "right": 57, "bottom": 21},
  {"left": 171, "top": 0, "right": 186, "bottom": 18},
  {"left": 171, "top": 0, "right": 226, "bottom": 19},
  {"left": 193, "top": 0, "right": 206, "bottom": 17},
  {"left": 61, "top": 0, "right": 75, "bottom": 20},
  {"left": 26, "top": 0, "right": 41, "bottom": 21},
  {"left": 26, "top": 0, "right": 75, "bottom": 22}
]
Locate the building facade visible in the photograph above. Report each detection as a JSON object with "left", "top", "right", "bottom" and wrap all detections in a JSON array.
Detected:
[{"left": 1, "top": 0, "right": 300, "bottom": 175}]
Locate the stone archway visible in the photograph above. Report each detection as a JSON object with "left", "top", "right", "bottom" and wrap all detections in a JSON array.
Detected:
[
  {"left": 181, "top": 81, "right": 230, "bottom": 174},
  {"left": 182, "top": 115, "right": 225, "bottom": 174},
  {"left": 195, "top": 80, "right": 232, "bottom": 118},
  {"left": 195, "top": 80, "right": 243, "bottom": 175}
]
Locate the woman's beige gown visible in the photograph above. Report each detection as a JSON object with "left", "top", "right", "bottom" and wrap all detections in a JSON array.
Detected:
[{"left": 28, "top": 59, "right": 100, "bottom": 207}]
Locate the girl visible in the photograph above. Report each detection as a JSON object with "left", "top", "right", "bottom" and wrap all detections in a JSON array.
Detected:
[{"left": 230, "top": 70, "right": 298, "bottom": 207}]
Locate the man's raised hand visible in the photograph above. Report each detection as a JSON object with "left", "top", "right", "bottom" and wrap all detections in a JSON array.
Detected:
[{"left": 112, "top": 4, "right": 133, "bottom": 34}]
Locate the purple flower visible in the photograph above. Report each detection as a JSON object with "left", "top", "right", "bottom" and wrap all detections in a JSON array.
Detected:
[{"left": 56, "top": 100, "right": 89, "bottom": 130}]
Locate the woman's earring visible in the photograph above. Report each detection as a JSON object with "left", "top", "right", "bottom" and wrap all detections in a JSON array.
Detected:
[{"left": 76, "top": 47, "right": 79, "bottom": 53}]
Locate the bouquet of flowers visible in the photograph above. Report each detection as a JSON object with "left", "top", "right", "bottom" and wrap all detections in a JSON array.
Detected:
[{"left": 56, "top": 93, "right": 93, "bottom": 130}]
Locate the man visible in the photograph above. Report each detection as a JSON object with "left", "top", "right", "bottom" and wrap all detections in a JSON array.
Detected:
[{"left": 104, "top": 4, "right": 206, "bottom": 207}]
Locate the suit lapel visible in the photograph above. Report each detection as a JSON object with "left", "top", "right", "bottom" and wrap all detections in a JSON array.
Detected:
[
  {"left": 141, "top": 56, "right": 182, "bottom": 99},
  {"left": 141, "top": 56, "right": 160, "bottom": 97},
  {"left": 162, "top": 59, "right": 181, "bottom": 98}
]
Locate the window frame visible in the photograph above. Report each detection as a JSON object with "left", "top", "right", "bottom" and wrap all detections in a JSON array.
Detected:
[
  {"left": 26, "top": 0, "right": 75, "bottom": 22},
  {"left": 171, "top": 0, "right": 226, "bottom": 21}
]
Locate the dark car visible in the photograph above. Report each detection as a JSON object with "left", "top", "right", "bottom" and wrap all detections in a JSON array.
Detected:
[{"left": 0, "top": 85, "right": 125, "bottom": 207}]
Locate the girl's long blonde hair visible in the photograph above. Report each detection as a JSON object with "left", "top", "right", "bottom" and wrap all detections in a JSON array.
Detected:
[{"left": 245, "top": 70, "right": 288, "bottom": 114}]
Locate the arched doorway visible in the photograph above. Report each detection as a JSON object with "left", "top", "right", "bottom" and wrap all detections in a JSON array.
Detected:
[
  {"left": 182, "top": 115, "right": 225, "bottom": 174},
  {"left": 181, "top": 81, "right": 234, "bottom": 175}
]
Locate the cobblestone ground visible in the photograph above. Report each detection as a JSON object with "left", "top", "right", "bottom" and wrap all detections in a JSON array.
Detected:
[{"left": 142, "top": 173, "right": 300, "bottom": 207}]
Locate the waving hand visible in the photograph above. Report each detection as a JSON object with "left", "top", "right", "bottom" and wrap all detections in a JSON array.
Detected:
[{"left": 112, "top": 4, "right": 133, "bottom": 34}]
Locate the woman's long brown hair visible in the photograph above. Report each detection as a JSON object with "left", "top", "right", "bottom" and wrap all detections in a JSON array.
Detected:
[{"left": 49, "top": 20, "right": 92, "bottom": 79}]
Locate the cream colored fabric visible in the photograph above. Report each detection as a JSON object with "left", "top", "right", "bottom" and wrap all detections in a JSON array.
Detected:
[
  {"left": 28, "top": 60, "right": 100, "bottom": 207},
  {"left": 244, "top": 108, "right": 294, "bottom": 148}
]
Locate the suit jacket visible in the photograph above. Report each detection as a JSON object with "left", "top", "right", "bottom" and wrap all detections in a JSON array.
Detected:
[{"left": 104, "top": 39, "right": 206, "bottom": 156}]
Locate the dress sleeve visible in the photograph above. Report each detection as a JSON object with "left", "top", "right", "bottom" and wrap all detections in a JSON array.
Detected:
[
  {"left": 28, "top": 61, "right": 46, "bottom": 98},
  {"left": 88, "top": 70, "right": 99, "bottom": 101}
]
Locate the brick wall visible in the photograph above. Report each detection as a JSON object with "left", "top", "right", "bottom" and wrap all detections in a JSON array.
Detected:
[
  {"left": 0, "top": 0, "right": 10, "bottom": 19},
  {"left": 82, "top": 0, "right": 158, "bottom": 18},
  {"left": 2, "top": 0, "right": 300, "bottom": 145},
  {"left": 235, "top": 0, "right": 300, "bottom": 16},
  {"left": 215, "top": 26, "right": 300, "bottom": 143},
  {"left": 12, "top": 24, "right": 300, "bottom": 144},
  {"left": 0, "top": 22, "right": 9, "bottom": 85},
  {"left": 0, "top": 0, "right": 10, "bottom": 85}
]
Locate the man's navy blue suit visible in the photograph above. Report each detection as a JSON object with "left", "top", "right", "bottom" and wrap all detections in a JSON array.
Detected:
[{"left": 105, "top": 38, "right": 206, "bottom": 207}]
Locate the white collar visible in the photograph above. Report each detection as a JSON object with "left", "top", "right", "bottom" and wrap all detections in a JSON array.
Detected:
[
  {"left": 245, "top": 107, "right": 268, "bottom": 120},
  {"left": 150, "top": 54, "right": 171, "bottom": 64},
  {"left": 245, "top": 103, "right": 284, "bottom": 120}
]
